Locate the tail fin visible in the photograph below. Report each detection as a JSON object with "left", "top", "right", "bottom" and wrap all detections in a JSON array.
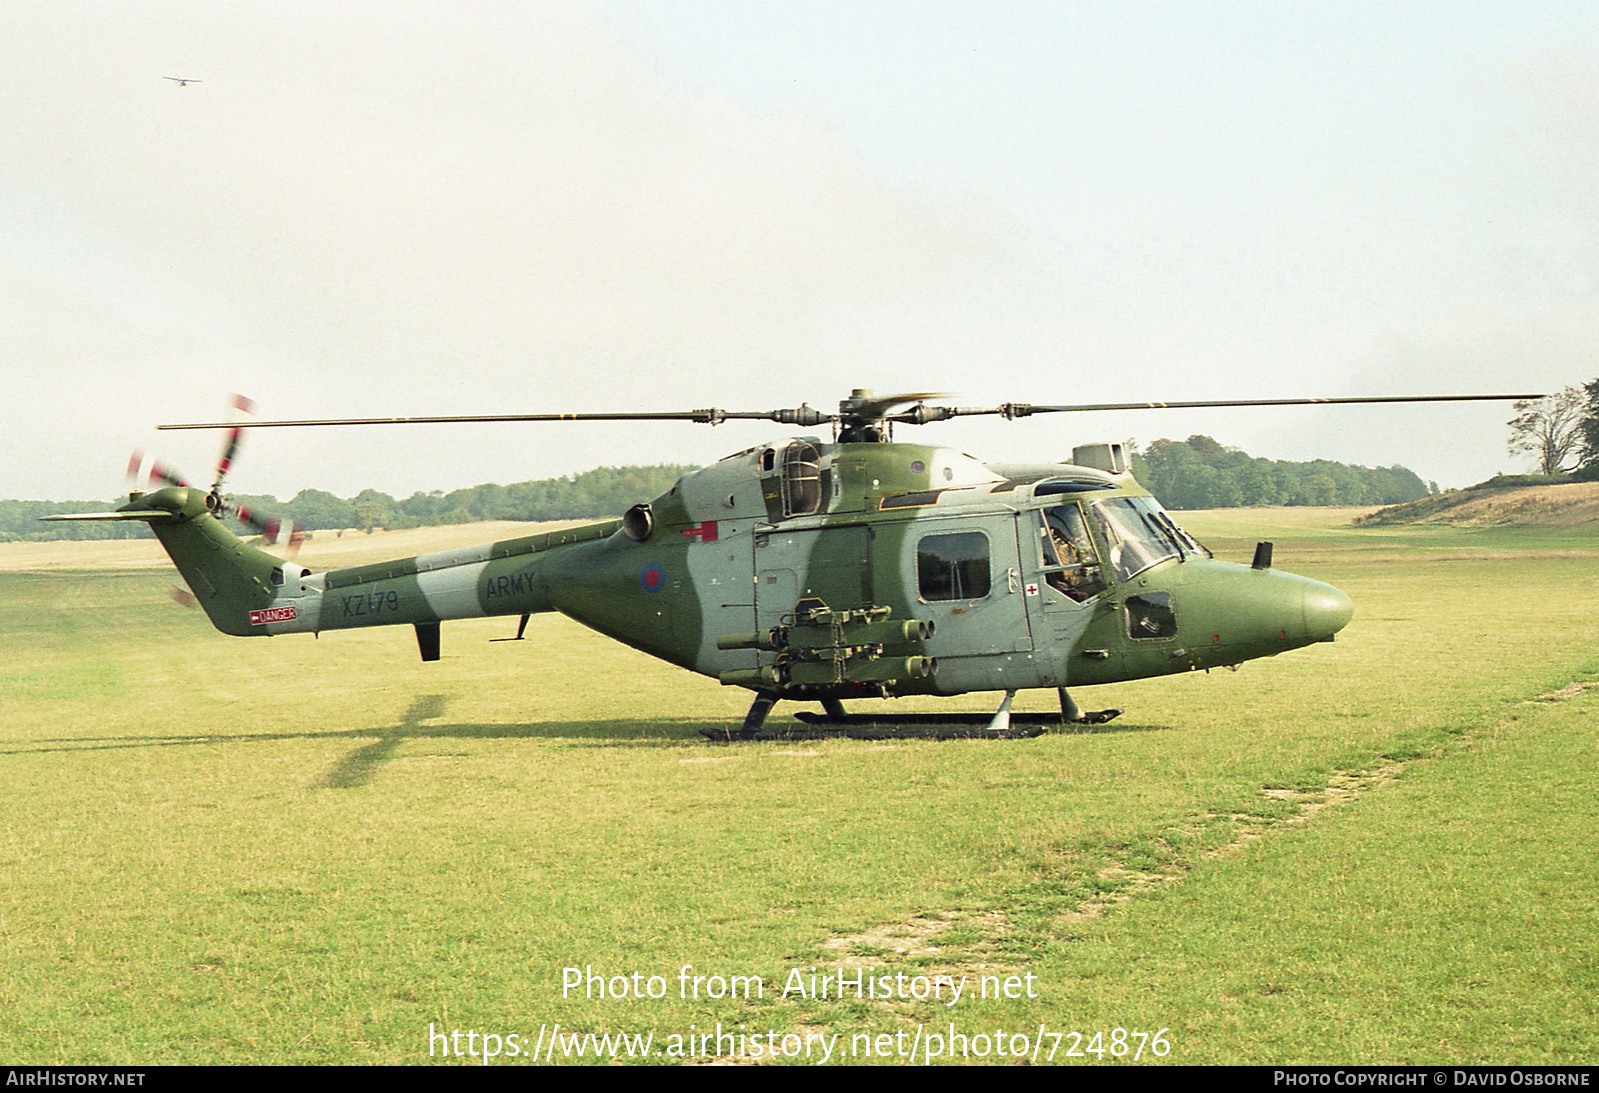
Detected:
[{"left": 44, "top": 487, "right": 284, "bottom": 636}]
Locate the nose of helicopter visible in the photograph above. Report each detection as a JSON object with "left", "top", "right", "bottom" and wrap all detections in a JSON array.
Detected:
[{"left": 1301, "top": 582, "right": 1354, "bottom": 641}]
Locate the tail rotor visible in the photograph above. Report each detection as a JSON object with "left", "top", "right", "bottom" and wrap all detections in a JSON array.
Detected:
[
  {"left": 208, "top": 393, "right": 254, "bottom": 511},
  {"left": 129, "top": 395, "right": 306, "bottom": 555}
]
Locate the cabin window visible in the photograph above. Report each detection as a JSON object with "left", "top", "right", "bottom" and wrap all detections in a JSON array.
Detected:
[
  {"left": 917, "top": 531, "right": 991, "bottom": 601},
  {"left": 1126, "top": 592, "right": 1177, "bottom": 640}
]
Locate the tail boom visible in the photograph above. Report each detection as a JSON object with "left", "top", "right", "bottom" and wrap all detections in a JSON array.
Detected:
[{"left": 47, "top": 489, "right": 621, "bottom": 647}]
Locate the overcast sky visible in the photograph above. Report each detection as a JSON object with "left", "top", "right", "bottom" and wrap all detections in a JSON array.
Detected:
[{"left": 5, "top": 1, "right": 1597, "bottom": 501}]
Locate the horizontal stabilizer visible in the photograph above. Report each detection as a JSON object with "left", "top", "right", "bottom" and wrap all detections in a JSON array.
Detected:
[{"left": 39, "top": 510, "right": 174, "bottom": 522}]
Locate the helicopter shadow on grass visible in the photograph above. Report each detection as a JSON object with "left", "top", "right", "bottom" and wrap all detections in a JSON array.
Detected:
[
  {"left": 7, "top": 694, "right": 1172, "bottom": 788},
  {"left": 314, "top": 696, "right": 767, "bottom": 788},
  {"left": 7, "top": 695, "right": 721, "bottom": 765}
]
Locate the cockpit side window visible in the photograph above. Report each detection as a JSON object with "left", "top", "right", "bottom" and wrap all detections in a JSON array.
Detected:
[{"left": 1039, "top": 504, "right": 1106, "bottom": 601}]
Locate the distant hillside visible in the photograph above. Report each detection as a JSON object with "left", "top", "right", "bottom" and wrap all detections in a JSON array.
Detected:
[{"left": 1357, "top": 479, "right": 1599, "bottom": 526}]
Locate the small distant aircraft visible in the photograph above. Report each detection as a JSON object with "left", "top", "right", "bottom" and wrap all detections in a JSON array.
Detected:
[{"left": 164, "top": 77, "right": 201, "bottom": 86}]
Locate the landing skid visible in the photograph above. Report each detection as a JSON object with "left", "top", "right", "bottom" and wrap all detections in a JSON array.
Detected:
[
  {"left": 792, "top": 711, "right": 1067, "bottom": 726},
  {"left": 791, "top": 708, "right": 1121, "bottom": 730},
  {"left": 700, "top": 688, "right": 1122, "bottom": 742},
  {"left": 701, "top": 721, "right": 1048, "bottom": 742}
]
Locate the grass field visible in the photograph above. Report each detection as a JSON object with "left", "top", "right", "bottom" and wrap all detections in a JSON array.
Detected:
[{"left": 1, "top": 512, "right": 1595, "bottom": 1065}]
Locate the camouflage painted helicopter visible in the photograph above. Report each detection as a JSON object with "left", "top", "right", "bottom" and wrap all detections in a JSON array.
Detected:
[{"left": 50, "top": 388, "right": 1535, "bottom": 738}]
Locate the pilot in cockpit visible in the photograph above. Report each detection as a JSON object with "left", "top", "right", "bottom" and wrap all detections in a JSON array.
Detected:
[{"left": 1043, "top": 505, "right": 1104, "bottom": 601}]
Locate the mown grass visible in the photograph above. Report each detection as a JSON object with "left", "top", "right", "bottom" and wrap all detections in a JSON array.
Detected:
[{"left": 0, "top": 516, "right": 1595, "bottom": 1064}]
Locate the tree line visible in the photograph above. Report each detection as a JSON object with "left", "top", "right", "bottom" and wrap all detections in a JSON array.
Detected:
[
  {"left": 1130, "top": 436, "right": 1432, "bottom": 509},
  {"left": 4, "top": 443, "right": 1446, "bottom": 542},
  {"left": 0, "top": 464, "right": 697, "bottom": 542},
  {"left": 9, "top": 438, "right": 1435, "bottom": 542}
]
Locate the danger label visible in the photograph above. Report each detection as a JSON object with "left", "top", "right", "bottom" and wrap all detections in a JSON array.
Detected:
[{"left": 249, "top": 605, "right": 298, "bottom": 625}]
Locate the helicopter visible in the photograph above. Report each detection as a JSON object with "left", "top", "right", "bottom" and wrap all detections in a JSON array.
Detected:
[{"left": 49, "top": 388, "right": 1537, "bottom": 739}]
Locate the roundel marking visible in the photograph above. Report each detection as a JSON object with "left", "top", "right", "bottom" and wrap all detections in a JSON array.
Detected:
[{"left": 640, "top": 562, "right": 665, "bottom": 593}]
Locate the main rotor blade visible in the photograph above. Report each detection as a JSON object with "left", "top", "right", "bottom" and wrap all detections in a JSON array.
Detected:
[
  {"left": 914, "top": 393, "right": 1545, "bottom": 421},
  {"left": 159, "top": 408, "right": 829, "bottom": 430},
  {"left": 160, "top": 392, "right": 1544, "bottom": 431}
]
